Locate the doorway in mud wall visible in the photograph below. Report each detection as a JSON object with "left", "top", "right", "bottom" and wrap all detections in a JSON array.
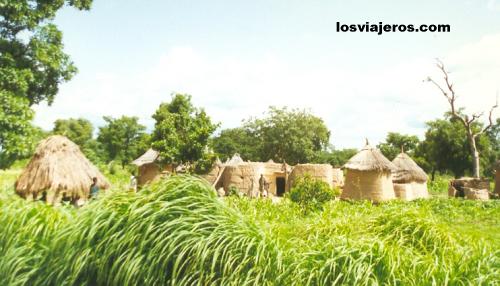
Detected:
[{"left": 276, "top": 177, "right": 286, "bottom": 197}]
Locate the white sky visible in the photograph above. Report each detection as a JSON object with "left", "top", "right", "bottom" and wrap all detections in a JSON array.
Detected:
[{"left": 34, "top": 0, "right": 500, "bottom": 149}]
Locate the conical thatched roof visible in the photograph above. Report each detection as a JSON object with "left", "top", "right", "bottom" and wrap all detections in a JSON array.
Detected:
[
  {"left": 225, "top": 153, "right": 244, "bottom": 165},
  {"left": 392, "top": 152, "right": 428, "bottom": 183},
  {"left": 343, "top": 143, "right": 395, "bottom": 172},
  {"left": 132, "top": 148, "right": 159, "bottom": 166},
  {"left": 15, "top": 135, "right": 110, "bottom": 202}
]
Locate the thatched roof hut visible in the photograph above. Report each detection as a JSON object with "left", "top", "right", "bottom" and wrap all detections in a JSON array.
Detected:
[
  {"left": 341, "top": 142, "right": 396, "bottom": 202},
  {"left": 15, "top": 135, "right": 110, "bottom": 205},
  {"left": 392, "top": 152, "right": 429, "bottom": 200}
]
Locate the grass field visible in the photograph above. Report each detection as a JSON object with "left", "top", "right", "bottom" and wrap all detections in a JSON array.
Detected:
[{"left": 0, "top": 168, "right": 499, "bottom": 285}]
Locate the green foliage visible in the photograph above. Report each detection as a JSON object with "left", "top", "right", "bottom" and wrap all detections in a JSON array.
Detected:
[
  {"left": 378, "top": 132, "right": 420, "bottom": 161},
  {"left": 152, "top": 94, "right": 219, "bottom": 169},
  {"left": 0, "top": 92, "right": 36, "bottom": 169},
  {"left": 315, "top": 148, "right": 358, "bottom": 167},
  {"left": 210, "top": 127, "right": 259, "bottom": 161},
  {"left": 288, "top": 174, "right": 338, "bottom": 213},
  {"left": 0, "top": 174, "right": 499, "bottom": 285},
  {"left": 427, "top": 174, "right": 452, "bottom": 197},
  {"left": 97, "top": 116, "right": 148, "bottom": 166},
  {"left": 0, "top": 0, "right": 92, "bottom": 168},
  {"left": 417, "top": 116, "right": 493, "bottom": 178},
  {"left": 212, "top": 106, "right": 330, "bottom": 164},
  {"left": 52, "top": 117, "right": 93, "bottom": 146},
  {"left": 245, "top": 107, "right": 330, "bottom": 164}
]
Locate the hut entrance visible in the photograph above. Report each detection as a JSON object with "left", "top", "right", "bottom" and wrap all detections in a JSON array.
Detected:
[{"left": 276, "top": 177, "right": 286, "bottom": 196}]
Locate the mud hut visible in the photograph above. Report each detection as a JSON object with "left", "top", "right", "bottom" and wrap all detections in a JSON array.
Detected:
[
  {"left": 15, "top": 135, "right": 110, "bottom": 205},
  {"left": 132, "top": 149, "right": 175, "bottom": 186},
  {"left": 392, "top": 151, "right": 429, "bottom": 200},
  {"left": 341, "top": 142, "right": 396, "bottom": 202},
  {"left": 288, "top": 164, "right": 336, "bottom": 190}
]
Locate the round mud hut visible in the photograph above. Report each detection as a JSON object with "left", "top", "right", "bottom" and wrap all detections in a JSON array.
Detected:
[
  {"left": 15, "top": 135, "right": 110, "bottom": 205},
  {"left": 392, "top": 152, "right": 429, "bottom": 200},
  {"left": 222, "top": 162, "right": 264, "bottom": 197},
  {"left": 288, "top": 164, "right": 335, "bottom": 190},
  {"left": 341, "top": 143, "right": 396, "bottom": 202}
]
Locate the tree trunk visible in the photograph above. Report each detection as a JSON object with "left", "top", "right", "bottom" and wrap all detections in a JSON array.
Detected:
[{"left": 467, "top": 132, "right": 480, "bottom": 178}]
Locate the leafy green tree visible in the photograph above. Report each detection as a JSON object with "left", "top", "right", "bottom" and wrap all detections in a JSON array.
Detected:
[
  {"left": 210, "top": 127, "right": 259, "bottom": 161},
  {"left": 151, "top": 94, "right": 219, "bottom": 171},
  {"left": 97, "top": 116, "right": 148, "bottom": 167},
  {"left": 244, "top": 107, "right": 330, "bottom": 164},
  {"left": 288, "top": 174, "right": 339, "bottom": 213},
  {"left": 377, "top": 132, "right": 420, "bottom": 161},
  {"left": 0, "top": 92, "right": 35, "bottom": 168},
  {"left": 0, "top": 0, "right": 93, "bottom": 168},
  {"left": 315, "top": 148, "right": 358, "bottom": 167},
  {"left": 52, "top": 118, "right": 93, "bottom": 147},
  {"left": 417, "top": 116, "right": 492, "bottom": 179}
]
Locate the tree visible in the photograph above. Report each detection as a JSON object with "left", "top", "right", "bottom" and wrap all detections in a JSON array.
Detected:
[
  {"left": 416, "top": 116, "right": 492, "bottom": 179},
  {"left": 427, "top": 60, "right": 498, "bottom": 178},
  {"left": 244, "top": 107, "right": 330, "bottom": 164},
  {"left": 97, "top": 116, "right": 148, "bottom": 167},
  {"left": 151, "top": 94, "right": 218, "bottom": 171},
  {"left": 377, "top": 132, "right": 420, "bottom": 161},
  {"left": 52, "top": 118, "right": 93, "bottom": 147},
  {"left": 315, "top": 148, "right": 358, "bottom": 167},
  {"left": 210, "top": 127, "right": 259, "bottom": 161},
  {"left": 0, "top": 92, "right": 35, "bottom": 168},
  {"left": 0, "top": 1, "right": 92, "bottom": 168}
]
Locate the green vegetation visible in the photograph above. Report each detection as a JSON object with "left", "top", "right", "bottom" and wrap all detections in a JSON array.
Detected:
[
  {"left": 1, "top": 171, "right": 498, "bottom": 285},
  {"left": 152, "top": 94, "right": 219, "bottom": 171},
  {"left": 287, "top": 174, "right": 339, "bottom": 213},
  {"left": 0, "top": 0, "right": 93, "bottom": 169}
]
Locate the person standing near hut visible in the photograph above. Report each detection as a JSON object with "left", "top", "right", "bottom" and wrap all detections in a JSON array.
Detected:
[
  {"left": 129, "top": 175, "right": 138, "bottom": 192},
  {"left": 259, "top": 174, "right": 267, "bottom": 198},
  {"left": 90, "top": 177, "right": 99, "bottom": 199}
]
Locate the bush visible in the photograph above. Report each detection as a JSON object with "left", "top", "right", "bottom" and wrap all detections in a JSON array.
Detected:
[{"left": 287, "top": 174, "right": 338, "bottom": 213}]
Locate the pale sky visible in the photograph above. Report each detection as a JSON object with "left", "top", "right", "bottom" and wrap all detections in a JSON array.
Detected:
[{"left": 34, "top": 0, "right": 500, "bottom": 149}]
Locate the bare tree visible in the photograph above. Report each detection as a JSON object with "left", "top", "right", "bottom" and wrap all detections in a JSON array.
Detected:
[{"left": 426, "top": 60, "right": 498, "bottom": 178}]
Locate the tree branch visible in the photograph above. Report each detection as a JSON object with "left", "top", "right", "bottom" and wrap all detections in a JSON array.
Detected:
[
  {"left": 474, "top": 96, "right": 498, "bottom": 138},
  {"left": 426, "top": 60, "right": 468, "bottom": 127}
]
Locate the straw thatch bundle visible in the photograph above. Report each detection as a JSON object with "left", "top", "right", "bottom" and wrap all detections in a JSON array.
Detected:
[
  {"left": 341, "top": 143, "right": 396, "bottom": 202},
  {"left": 392, "top": 152, "right": 427, "bottom": 183},
  {"left": 392, "top": 152, "right": 429, "bottom": 200},
  {"left": 288, "top": 164, "right": 334, "bottom": 189},
  {"left": 15, "top": 135, "right": 110, "bottom": 205}
]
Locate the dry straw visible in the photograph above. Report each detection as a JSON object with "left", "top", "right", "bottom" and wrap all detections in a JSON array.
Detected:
[
  {"left": 392, "top": 152, "right": 428, "bottom": 184},
  {"left": 15, "top": 135, "right": 110, "bottom": 204}
]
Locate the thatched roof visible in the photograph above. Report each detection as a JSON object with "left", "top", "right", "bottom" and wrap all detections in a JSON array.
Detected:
[
  {"left": 225, "top": 153, "right": 244, "bottom": 165},
  {"left": 392, "top": 152, "right": 428, "bottom": 183},
  {"left": 343, "top": 143, "right": 395, "bottom": 172},
  {"left": 15, "top": 135, "right": 110, "bottom": 201},
  {"left": 132, "top": 148, "right": 159, "bottom": 166}
]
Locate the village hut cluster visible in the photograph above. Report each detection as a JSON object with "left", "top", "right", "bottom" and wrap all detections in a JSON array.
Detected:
[
  {"left": 205, "top": 155, "right": 344, "bottom": 198},
  {"left": 13, "top": 135, "right": 498, "bottom": 205},
  {"left": 132, "top": 142, "right": 430, "bottom": 202}
]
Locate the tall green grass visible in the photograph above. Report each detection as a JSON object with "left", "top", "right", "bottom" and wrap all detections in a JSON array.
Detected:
[{"left": 0, "top": 175, "right": 499, "bottom": 285}]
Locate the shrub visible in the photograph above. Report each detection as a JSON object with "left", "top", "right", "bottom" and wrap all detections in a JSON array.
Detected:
[{"left": 287, "top": 174, "right": 338, "bottom": 213}]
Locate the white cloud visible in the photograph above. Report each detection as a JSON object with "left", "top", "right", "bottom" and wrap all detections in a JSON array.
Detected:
[{"left": 34, "top": 34, "right": 500, "bottom": 149}]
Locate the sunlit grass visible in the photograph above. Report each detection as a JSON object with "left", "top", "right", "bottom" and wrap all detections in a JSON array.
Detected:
[{"left": 0, "top": 172, "right": 498, "bottom": 285}]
